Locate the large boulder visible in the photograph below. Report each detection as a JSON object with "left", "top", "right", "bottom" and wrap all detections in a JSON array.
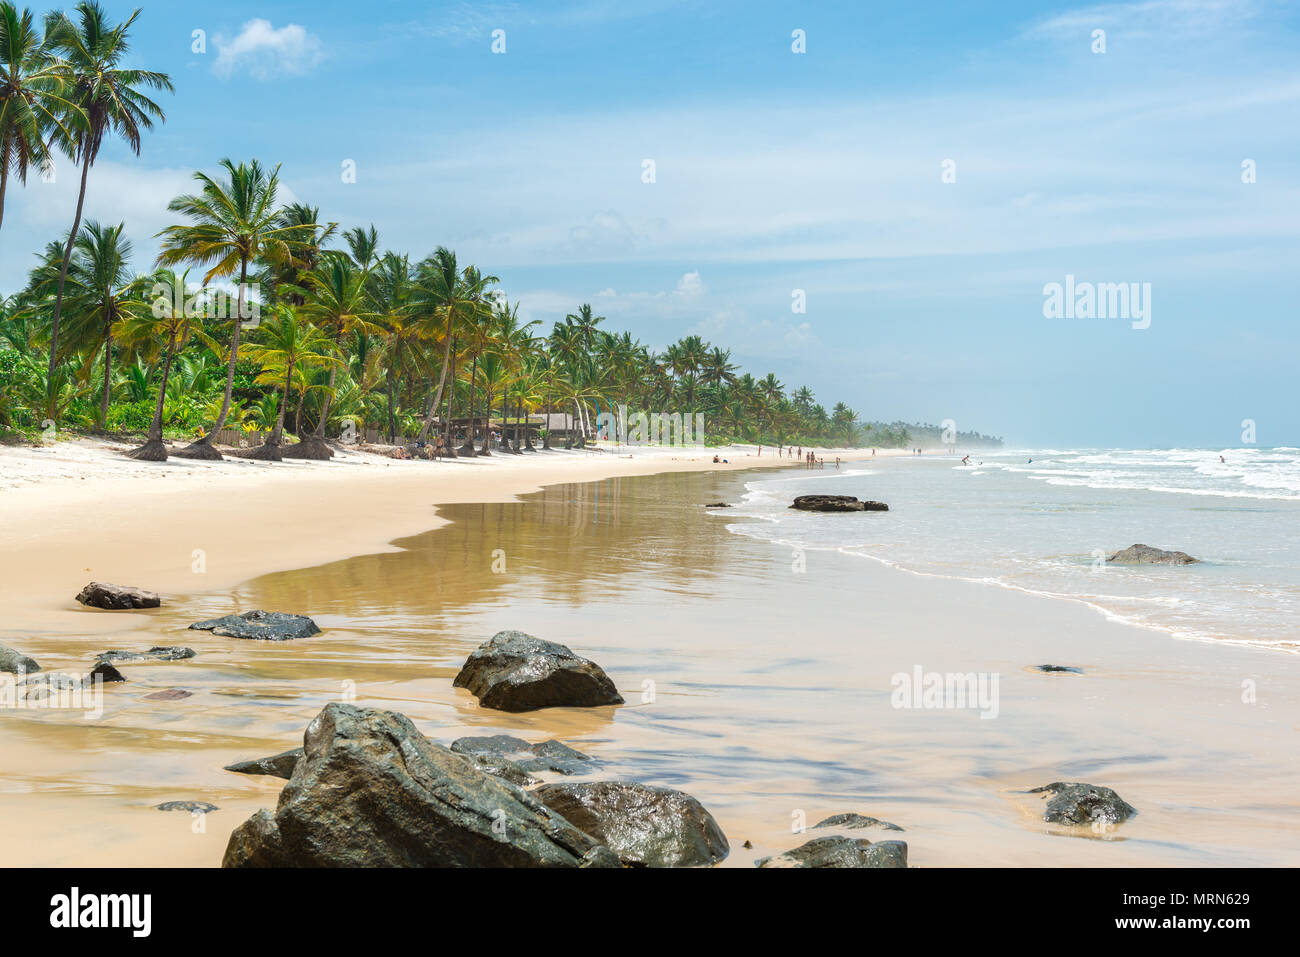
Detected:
[
  {"left": 453, "top": 631, "right": 623, "bottom": 712},
  {"left": 75, "top": 582, "right": 161, "bottom": 610},
  {"left": 0, "top": 644, "right": 40, "bottom": 675},
  {"left": 1107, "top": 544, "right": 1199, "bottom": 565},
  {"left": 189, "top": 610, "right": 321, "bottom": 641},
  {"left": 222, "top": 703, "right": 616, "bottom": 867},
  {"left": 1028, "top": 781, "right": 1136, "bottom": 827},
  {"left": 789, "top": 495, "right": 888, "bottom": 512},
  {"left": 756, "top": 836, "right": 908, "bottom": 868},
  {"left": 534, "top": 781, "right": 729, "bottom": 867},
  {"left": 224, "top": 748, "right": 305, "bottom": 780}
]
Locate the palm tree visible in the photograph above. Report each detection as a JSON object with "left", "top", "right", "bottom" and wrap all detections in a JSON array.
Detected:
[
  {"left": 114, "top": 268, "right": 194, "bottom": 460},
  {"left": 288, "top": 254, "right": 377, "bottom": 458},
  {"left": 412, "top": 249, "right": 498, "bottom": 444},
  {"left": 0, "top": 2, "right": 80, "bottom": 234},
  {"left": 156, "top": 158, "right": 298, "bottom": 458},
  {"left": 241, "top": 305, "right": 338, "bottom": 461},
  {"left": 42, "top": 1, "right": 172, "bottom": 420}
]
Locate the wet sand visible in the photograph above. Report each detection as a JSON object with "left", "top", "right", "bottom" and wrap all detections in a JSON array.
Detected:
[{"left": 2, "top": 452, "right": 1298, "bottom": 867}]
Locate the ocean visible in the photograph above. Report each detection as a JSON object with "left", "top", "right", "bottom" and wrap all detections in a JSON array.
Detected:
[{"left": 723, "top": 448, "right": 1300, "bottom": 654}]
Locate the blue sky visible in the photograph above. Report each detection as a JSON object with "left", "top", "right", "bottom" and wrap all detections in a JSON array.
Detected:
[{"left": 3, "top": 0, "right": 1299, "bottom": 447}]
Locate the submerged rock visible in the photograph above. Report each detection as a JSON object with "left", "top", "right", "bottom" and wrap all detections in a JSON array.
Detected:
[
  {"left": 0, "top": 644, "right": 40, "bottom": 675},
  {"left": 157, "top": 801, "right": 218, "bottom": 813},
  {"left": 534, "top": 781, "right": 729, "bottom": 868},
  {"left": 224, "top": 748, "right": 304, "bottom": 779},
  {"left": 790, "top": 495, "right": 888, "bottom": 513},
  {"left": 222, "top": 703, "right": 614, "bottom": 867},
  {"left": 1035, "top": 664, "right": 1084, "bottom": 674},
  {"left": 96, "top": 646, "right": 196, "bottom": 665},
  {"left": 756, "top": 836, "right": 908, "bottom": 868},
  {"left": 1107, "top": 544, "right": 1199, "bottom": 565},
  {"left": 189, "top": 610, "right": 321, "bottom": 641},
  {"left": 1028, "top": 781, "right": 1136, "bottom": 827},
  {"left": 453, "top": 631, "right": 624, "bottom": 712},
  {"left": 704, "top": 502, "right": 732, "bottom": 508},
  {"left": 814, "top": 812, "right": 905, "bottom": 832},
  {"left": 87, "top": 661, "right": 125, "bottom": 683},
  {"left": 451, "top": 735, "right": 594, "bottom": 776},
  {"left": 75, "top": 582, "right": 161, "bottom": 610},
  {"left": 142, "top": 689, "right": 192, "bottom": 701}
]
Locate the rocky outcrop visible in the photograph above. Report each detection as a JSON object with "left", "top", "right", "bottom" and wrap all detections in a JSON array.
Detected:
[
  {"left": 0, "top": 644, "right": 40, "bottom": 675},
  {"left": 534, "top": 781, "right": 729, "bottom": 868},
  {"left": 814, "top": 812, "right": 904, "bottom": 832},
  {"left": 189, "top": 610, "right": 321, "bottom": 641},
  {"left": 224, "top": 748, "right": 304, "bottom": 779},
  {"left": 222, "top": 703, "right": 615, "bottom": 867},
  {"left": 453, "top": 631, "right": 623, "bottom": 712},
  {"left": 87, "top": 661, "right": 125, "bottom": 683},
  {"left": 756, "top": 836, "right": 908, "bottom": 868},
  {"left": 450, "top": 735, "right": 594, "bottom": 776},
  {"left": 1028, "top": 781, "right": 1136, "bottom": 827},
  {"left": 1107, "top": 544, "right": 1199, "bottom": 565},
  {"left": 75, "top": 582, "right": 161, "bottom": 610},
  {"left": 95, "top": 646, "right": 196, "bottom": 665},
  {"left": 790, "top": 495, "right": 889, "bottom": 512}
]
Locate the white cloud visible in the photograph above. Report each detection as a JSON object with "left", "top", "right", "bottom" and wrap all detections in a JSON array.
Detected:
[{"left": 213, "top": 20, "right": 324, "bottom": 81}]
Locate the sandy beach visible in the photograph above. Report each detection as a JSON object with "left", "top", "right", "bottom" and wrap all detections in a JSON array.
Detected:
[{"left": 3, "top": 439, "right": 1297, "bottom": 869}]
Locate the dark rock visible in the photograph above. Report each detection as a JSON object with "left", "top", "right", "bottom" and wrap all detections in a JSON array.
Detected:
[
  {"left": 814, "top": 812, "right": 904, "bottom": 832},
  {"left": 189, "top": 610, "right": 321, "bottom": 641},
  {"left": 790, "top": 495, "right": 889, "bottom": 513},
  {"left": 1035, "top": 664, "right": 1083, "bottom": 674},
  {"left": 451, "top": 734, "right": 594, "bottom": 776},
  {"left": 534, "top": 781, "right": 729, "bottom": 868},
  {"left": 142, "top": 689, "right": 193, "bottom": 701},
  {"left": 222, "top": 703, "right": 614, "bottom": 867},
  {"left": 453, "top": 631, "right": 623, "bottom": 712},
  {"left": 87, "top": 661, "right": 126, "bottom": 683},
  {"left": 1107, "top": 544, "right": 1199, "bottom": 565},
  {"left": 75, "top": 582, "right": 161, "bottom": 610},
  {"left": 0, "top": 644, "right": 40, "bottom": 675},
  {"left": 156, "top": 801, "right": 218, "bottom": 813},
  {"left": 704, "top": 502, "right": 731, "bottom": 508},
  {"left": 224, "top": 748, "right": 304, "bottom": 779},
  {"left": 96, "top": 646, "right": 196, "bottom": 665},
  {"left": 1028, "top": 781, "right": 1136, "bottom": 827},
  {"left": 756, "top": 836, "right": 908, "bottom": 868}
]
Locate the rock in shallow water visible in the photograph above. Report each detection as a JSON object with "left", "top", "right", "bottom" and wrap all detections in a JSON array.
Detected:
[
  {"left": 142, "top": 689, "right": 192, "bottom": 701},
  {"left": 451, "top": 735, "right": 594, "bottom": 776},
  {"left": 1034, "top": 664, "right": 1083, "bottom": 674},
  {"left": 1107, "top": 544, "right": 1199, "bottom": 565},
  {"left": 534, "top": 781, "right": 730, "bottom": 867},
  {"left": 157, "top": 801, "right": 217, "bottom": 813},
  {"left": 189, "top": 610, "right": 321, "bottom": 641},
  {"left": 814, "top": 812, "right": 904, "bottom": 832},
  {"left": 96, "top": 646, "right": 196, "bottom": 665},
  {"left": 75, "top": 582, "right": 161, "bottom": 610},
  {"left": 0, "top": 644, "right": 40, "bottom": 675},
  {"left": 222, "top": 703, "right": 615, "bottom": 867},
  {"left": 789, "top": 495, "right": 888, "bottom": 513},
  {"left": 756, "top": 836, "right": 908, "bottom": 868},
  {"left": 1029, "top": 781, "right": 1136, "bottom": 827},
  {"left": 453, "top": 631, "right": 624, "bottom": 712}
]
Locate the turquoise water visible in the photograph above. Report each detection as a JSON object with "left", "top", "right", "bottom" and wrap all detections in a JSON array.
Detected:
[{"left": 723, "top": 449, "right": 1300, "bottom": 652}]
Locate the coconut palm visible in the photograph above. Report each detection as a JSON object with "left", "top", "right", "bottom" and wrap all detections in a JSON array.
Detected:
[
  {"left": 0, "top": 2, "right": 81, "bottom": 234},
  {"left": 41, "top": 2, "right": 172, "bottom": 419},
  {"left": 241, "top": 305, "right": 339, "bottom": 461},
  {"left": 156, "top": 158, "right": 299, "bottom": 458}
]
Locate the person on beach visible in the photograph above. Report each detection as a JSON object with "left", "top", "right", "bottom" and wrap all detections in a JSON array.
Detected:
[
  {"left": 712, "top": 454, "right": 721, "bottom": 463},
  {"left": 835, "top": 457, "right": 840, "bottom": 470},
  {"left": 962, "top": 454, "right": 970, "bottom": 465}
]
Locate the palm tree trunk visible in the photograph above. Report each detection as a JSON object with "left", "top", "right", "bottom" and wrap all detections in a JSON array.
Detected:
[
  {"left": 416, "top": 311, "right": 455, "bottom": 443},
  {"left": 385, "top": 369, "right": 398, "bottom": 444},
  {"left": 247, "top": 360, "right": 293, "bottom": 462},
  {"left": 459, "top": 353, "right": 478, "bottom": 455},
  {"left": 46, "top": 150, "right": 93, "bottom": 419},
  {"left": 479, "top": 387, "right": 492, "bottom": 455},
  {"left": 126, "top": 327, "right": 177, "bottom": 461},
  {"left": 177, "top": 258, "right": 247, "bottom": 459},
  {"left": 542, "top": 388, "right": 552, "bottom": 450},
  {"left": 0, "top": 163, "right": 8, "bottom": 234},
  {"left": 99, "top": 318, "right": 112, "bottom": 430}
]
